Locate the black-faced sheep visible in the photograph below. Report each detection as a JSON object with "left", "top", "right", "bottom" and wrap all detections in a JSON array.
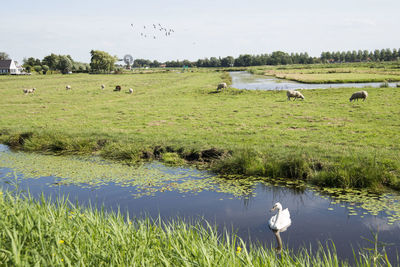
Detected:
[
  {"left": 101, "top": 84, "right": 105, "bottom": 89},
  {"left": 349, "top": 90, "right": 368, "bottom": 102},
  {"left": 128, "top": 88, "right": 133, "bottom": 94},
  {"left": 217, "top": 82, "right": 227, "bottom": 90},
  {"left": 66, "top": 85, "right": 71, "bottom": 90},
  {"left": 287, "top": 90, "right": 305, "bottom": 100}
]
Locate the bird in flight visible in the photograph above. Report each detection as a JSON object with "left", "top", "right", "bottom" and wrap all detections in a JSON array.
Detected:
[{"left": 130, "top": 23, "right": 175, "bottom": 39}]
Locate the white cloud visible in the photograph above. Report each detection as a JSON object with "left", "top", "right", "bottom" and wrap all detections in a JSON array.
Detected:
[{"left": 362, "top": 217, "right": 400, "bottom": 232}]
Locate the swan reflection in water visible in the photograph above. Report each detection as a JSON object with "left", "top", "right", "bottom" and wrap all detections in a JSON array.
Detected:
[{"left": 268, "top": 202, "right": 291, "bottom": 253}]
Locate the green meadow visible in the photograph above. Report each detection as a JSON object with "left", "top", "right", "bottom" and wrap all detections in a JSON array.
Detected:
[{"left": 0, "top": 68, "right": 399, "bottom": 191}]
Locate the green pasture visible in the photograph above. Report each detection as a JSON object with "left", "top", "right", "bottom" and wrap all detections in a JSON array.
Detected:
[{"left": 0, "top": 70, "right": 399, "bottom": 190}]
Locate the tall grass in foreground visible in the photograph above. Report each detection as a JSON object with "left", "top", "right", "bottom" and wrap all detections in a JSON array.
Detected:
[{"left": 0, "top": 190, "right": 393, "bottom": 266}]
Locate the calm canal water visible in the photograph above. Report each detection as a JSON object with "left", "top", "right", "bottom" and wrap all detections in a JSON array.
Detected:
[
  {"left": 230, "top": 71, "right": 399, "bottom": 90},
  {"left": 0, "top": 145, "right": 399, "bottom": 263}
]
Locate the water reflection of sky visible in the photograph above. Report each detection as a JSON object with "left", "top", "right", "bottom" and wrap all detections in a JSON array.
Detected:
[
  {"left": 0, "top": 164, "right": 399, "bottom": 264},
  {"left": 230, "top": 71, "right": 399, "bottom": 90}
]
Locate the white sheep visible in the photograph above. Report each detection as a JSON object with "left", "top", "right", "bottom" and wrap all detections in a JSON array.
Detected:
[
  {"left": 287, "top": 90, "right": 305, "bottom": 100},
  {"left": 23, "top": 88, "right": 35, "bottom": 94},
  {"left": 217, "top": 82, "right": 227, "bottom": 91},
  {"left": 66, "top": 85, "right": 71, "bottom": 90},
  {"left": 101, "top": 84, "right": 105, "bottom": 90},
  {"left": 349, "top": 90, "right": 368, "bottom": 102},
  {"left": 128, "top": 88, "right": 133, "bottom": 94}
]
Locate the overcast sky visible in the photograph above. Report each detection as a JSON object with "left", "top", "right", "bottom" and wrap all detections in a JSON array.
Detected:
[{"left": 1, "top": 0, "right": 399, "bottom": 63}]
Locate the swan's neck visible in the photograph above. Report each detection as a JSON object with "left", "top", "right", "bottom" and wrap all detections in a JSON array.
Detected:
[{"left": 274, "top": 208, "right": 282, "bottom": 227}]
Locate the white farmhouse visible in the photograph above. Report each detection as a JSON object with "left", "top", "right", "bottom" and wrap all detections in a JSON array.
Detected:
[{"left": 0, "top": 59, "right": 21, "bottom": 74}]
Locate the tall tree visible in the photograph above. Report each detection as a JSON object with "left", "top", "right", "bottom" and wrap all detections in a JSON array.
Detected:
[
  {"left": 362, "top": 50, "right": 369, "bottom": 61},
  {"left": 23, "top": 57, "right": 41, "bottom": 68},
  {"left": 0, "top": 52, "right": 10, "bottom": 60},
  {"left": 235, "top": 54, "right": 253, "bottom": 66},
  {"left": 270, "top": 51, "right": 291, "bottom": 65},
  {"left": 383, "top": 48, "right": 392, "bottom": 61},
  {"left": 90, "top": 50, "right": 117, "bottom": 73},
  {"left": 42, "top": 54, "right": 59, "bottom": 70},
  {"left": 392, "top": 48, "right": 398, "bottom": 60},
  {"left": 57, "top": 56, "right": 73, "bottom": 74},
  {"left": 209, "top": 57, "right": 221, "bottom": 67},
  {"left": 41, "top": 65, "right": 49, "bottom": 74}
]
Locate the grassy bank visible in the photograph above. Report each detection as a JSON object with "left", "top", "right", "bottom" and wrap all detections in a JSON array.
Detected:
[
  {"left": 0, "top": 190, "right": 392, "bottom": 266},
  {"left": 0, "top": 71, "right": 400, "bottom": 191},
  {"left": 249, "top": 62, "right": 400, "bottom": 83}
]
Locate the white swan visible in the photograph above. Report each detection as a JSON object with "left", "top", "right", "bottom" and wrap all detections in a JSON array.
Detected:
[{"left": 268, "top": 202, "right": 291, "bottom": 231}]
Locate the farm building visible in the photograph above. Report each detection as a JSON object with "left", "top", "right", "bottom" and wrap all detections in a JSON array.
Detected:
[{"left": 0, "top": 59, "right": 22, "bottom": 74}]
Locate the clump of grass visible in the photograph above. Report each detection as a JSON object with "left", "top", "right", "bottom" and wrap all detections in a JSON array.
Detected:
[
  {"left": 213, "top": 149, "right": 312, "bottom": 180},
  {"left": 380, "top": 80, "right": 389, "bottom": 88},
  {"left": 100, "top": 142, "right": 142, "bottom": 162},
  {"left": 161, "top": 152, "right": 185, "bottom": 165},
  {"left": 0, "top": 190, "right": 393, "bottom": 266},
  {"left": 212, "top": 148, "right": 268, "bottom": 176},
  {"left": 220, "top": 72, "right": 232, "bottom": 86},
  {"left": 5, "top": 131, "right": 96, "bottom": 155},
  {"left": 4, "top": 131, "right": 34, "bottom": 148},
  {"left": 311, "top": 156, "right": 399, "bottom": 191}
]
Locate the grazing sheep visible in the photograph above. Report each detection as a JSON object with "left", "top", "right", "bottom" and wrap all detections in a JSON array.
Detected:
[
  {"left": 114, "top": 85, "right": 121, "bottom": 91},
  {"left": 287, "top": 90, "right": 305, "bottom": 100},
  {"left": 23, "top": 88, "right": 36, "bottom": 94},
  {"left": 349, "top": 90, "right": 368, "bottom": 102},
  {"left": 217, "top": 82, "right": 227, "bottom": 91},
  {"left": 66, "top": 85, "right": 71, "bottom": 90},
  {"left": 128, "top": 88, "right": 133, "bottom": 94},
  {"left": 101, "top": 84, "right": 105, "bottom": 89}
]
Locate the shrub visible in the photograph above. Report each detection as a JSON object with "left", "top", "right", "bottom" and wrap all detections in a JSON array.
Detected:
[{"left": 33, "top": 65, "right": 42, "bottom": 73}]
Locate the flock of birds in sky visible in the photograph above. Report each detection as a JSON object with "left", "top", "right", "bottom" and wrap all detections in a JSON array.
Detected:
[{"left": 130, "top": 23, "right": 175, "bottom": 39}]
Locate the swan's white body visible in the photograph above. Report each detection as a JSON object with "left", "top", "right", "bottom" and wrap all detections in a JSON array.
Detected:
[{"left": 268, "top": 202, "right": 291, "bottom": 231}]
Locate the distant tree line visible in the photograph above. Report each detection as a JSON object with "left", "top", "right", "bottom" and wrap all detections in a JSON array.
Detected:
[
  {"left": 161, "top": 49, "right": 400, "bottom": 68},
  {"left": 131, "top": 59, "right": 162, "bottom": 68},
  {"left": 320, "top": 48, "right": 400, "bottom": 63},
  {"left": 23, "top": 54, "right": 90, "bottom": 74},
  {"left": 162, "top": 52, "right": 313, "bottom": 68},
  {"left": 5, "top": 47, "right": 400, "bottom": 75}
]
